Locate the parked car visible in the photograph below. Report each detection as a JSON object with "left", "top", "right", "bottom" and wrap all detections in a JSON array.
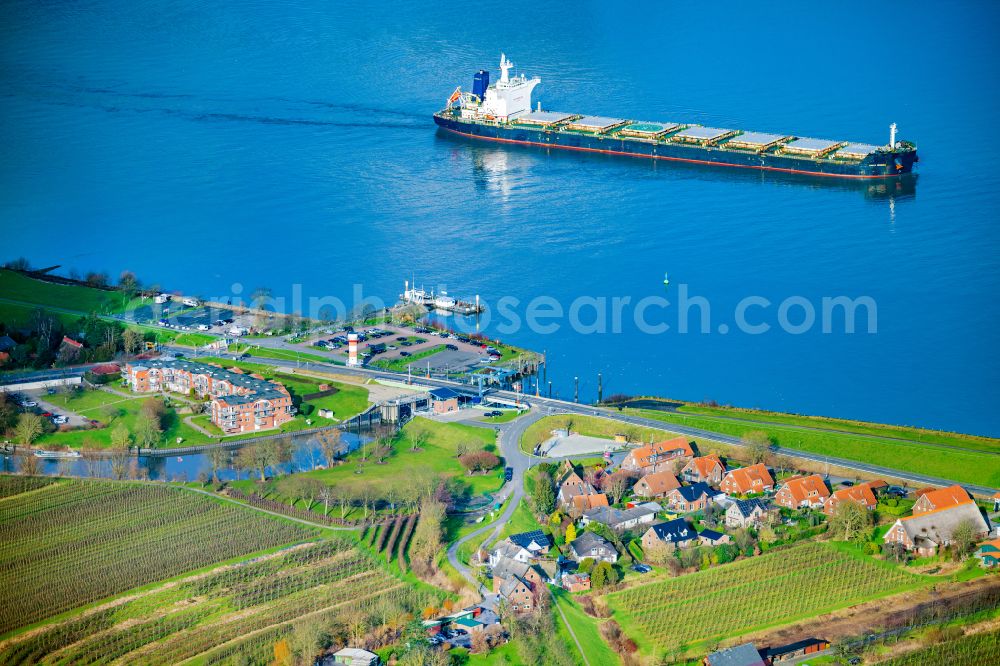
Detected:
[
  {"left": 631, "top": 563, "right": 652, "bottom": 574},
  {"left": 196, "top": 324, "right": 210, "bottom": 331},
  {"left": 182, "top": 298, "right": 200, "bottom": 307},
  {"left": 504, "top": 467, "right": 513, "bottom": 481},
  {"left": 841, "top": 480, "right": 855, "bottom": 487},
  {"left": 21, "top": 401, "right": 38, "bottom": 408},
  {"left": 400, "top": 341, "right": 412, "bottom": 347},
  {"left": 41, "top": 411, "right": 52, "bottom": 418},
  {"left": 52, "top": 415, "right": 68, "bottom": 425},
  {"left": 886, "top": 485, "right": 908, "bottom": 498},
  {"left": 399, "top": 351, "right": 410, "bottom": 357},
  {"left": 445, "top": 344, "right": 458, "bottom": 351}
]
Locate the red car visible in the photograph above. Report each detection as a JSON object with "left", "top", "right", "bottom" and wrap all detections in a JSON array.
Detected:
[{"left": 41, "top": 411, "right": 52, "bottom": 418}]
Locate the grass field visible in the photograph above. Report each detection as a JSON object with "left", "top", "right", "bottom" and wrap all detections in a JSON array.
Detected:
[
  {"left": 606, "top": 542, "right": 927, "bottom": 655},
  {"left": 373, "top": 344, "right": 447, "bottom": 372},
  {"left": 876, "top": 627, "right": 1000, "bottom": 665},
  {"left": 628, "top": 408, "right": 1000, "bottom": 488},
  {"left": 550, "top": 587, "right": 621, "bottom": 666},
  {"left": 0, "top": 479, "right": 316, "bottom": 637},
  {"left": 172, "top": 332, "right": 217, "bottom": 347},
  {"left": 0, "top": 269, "right": 130, "bottom": 314},
  {"left": 519, "top": 413, "right": 693, "bottom": 455},
  {"left": 0, "top": 301, "right": 80, "bottom": 330},
  {"left": 231, "top": 343, "right": 338, "bottom": 365}
]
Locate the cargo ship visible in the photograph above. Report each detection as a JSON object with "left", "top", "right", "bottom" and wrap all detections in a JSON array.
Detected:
[{"left": 434, "top": 54, "right": 918, "bottom": 179}]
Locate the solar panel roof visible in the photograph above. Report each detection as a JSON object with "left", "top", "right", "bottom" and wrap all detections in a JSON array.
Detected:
[
  {"left": 519, "top": 111, "right": 575, "bottom": 124},
  {"left": 730, "top": 131, "right": 786, "bottom": 146},
  {"left": 837, "top": 143, "right": 878, "bottom": 157},
  {"left": 675, "top": 126, "right": 733, "bottom": 141},
  {"left": 570, "top": 115, "right": 626, "bottom": 129},
  {"left": 785, "top": 137, "right": 840, "bottom": 152}
]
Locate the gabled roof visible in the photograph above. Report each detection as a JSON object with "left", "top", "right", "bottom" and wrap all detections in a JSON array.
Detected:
[
  {"left": 687, "top": 454, "right": 725, "bottom": 478},
  {"left": 570, "top": 531, "right": 615, "bottom": 556},
  {"left": 647, "top": 518, "right": 695, "bottom": 544},
  {"left": 730, "top": 498, "right": 770, "bottom": 518},
  {"left": 573, "top": 493, "right": 609, "bottom": 513},
  {"left": 827, "top": 483, "right": 877, "bottom": 509},
  {"left": 627, "top": 437, "right": 694, "bottom": 467},
  {"left": 778, "top": 474, "right": 830, "bottom": 504},
  {"left": 977, "top": 538, "right": 1000, "bottom": 552},
  {"left": 673, "top": 482, "right": 712, "bottom": 503},
  {"left": 636, "top": 470, "right": 681, "bottom": 495},
  {"left": 429, "top": 387, "right": 459, "bottom": 400},
  {"left": 894, "top": 500, "right": 989, "bottom": 544},
  {"left": 585, "top": 504, "right": 656, "bottom": 527},
  {"left": 509, "top": 530, "right": 551, "bottom": 551},
  {"left": 61, "top": 336, "right": 83, "bottom": 348},
  {"left": 699, "top": 528, "right": 726, "bottom": 542},
  {"left": 706, "top": 642, "right": 766, "bottom": 666},
  {"left": 917, "top": 485, "right": 972, "bottom": 511},
  {"left": 723, "top": 463, "right": 774, "bottom": 493}
]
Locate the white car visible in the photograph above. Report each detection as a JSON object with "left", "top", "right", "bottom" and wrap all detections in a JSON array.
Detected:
[
  {"left": 52, "top": 415, "right": 68, "bottom": 425},
  {"left": 182, "top": 298, "right": 200, "bottom": 307},
  {"left": 196, "top": 324, "right": 210, "bottom": 331},
  {"left": 22, "top": 400, "right": 38, "bottom": 407}
]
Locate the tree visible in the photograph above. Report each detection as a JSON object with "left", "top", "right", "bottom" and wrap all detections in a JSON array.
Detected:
[
  {"left": 134, "top": 413, "right": 161, "bottom": 449},
  {"left": 565, "top": 522, "right": 578, "bottom": 543},
  {"left": 264, "top": 437, "right": 294, "bottom": 477},
  {"left": 591, "top": 561, "right": 619, "bottom": 588},
  {"left": 564, "top": 417, "right": 575, "bottom": 435},
  {"left": 118, "top": 271, "right": 140, "bottom": 300},
  {"left": 606, "top": 471, "right": 631, "bottom": 505},
  {"left": 111, "top": 422, "right": 131, "bottom": 449},
  {"left": 882, "top": 540, "right": 909, "bottom": 564},
  {"left": 318, "top": 484, "right": 336, "bottom": 516},
  {"left": 237, "top": 444, "right": 270, "bottom": 482},
  {"left": 251, "top": 286, "right": 272, "bottom": 329},
  {"left": 742, "top": 430, "right": 773, "bottom": 465},
  {"left": 950, "top": 518, "right": 979, "bottom": 559},
  {"left": 15, "top": 413, "right": 43, "bottom": 446},
  {"left": 372, "top": 437, "right": 392, "bottom": 464},
  {"left": 829, "top": 500, "right": 873, "bottom": 543},
  {"left": 459, "top": 450, "right": 500, "bottom": 474},
  {"left": 209, "top": 446, "right": 229, "bottom": 484},
  {"left": 108, "top": 448, "right": 130, "bottom": 480},
  {"left": 577, "top": 557, "right": 596, "bottom": 574},
  {"left": 19, "top": 452, "right": 40, "bottom": 476},
  {"left": 317, "top": 429, "right": 342, "bottom": 467},
  {"left": 409, "top": 429, "right": 429, "bottom": 452},
  {"left": 530, "top": 470, "right": 556, "bottom": 515}
]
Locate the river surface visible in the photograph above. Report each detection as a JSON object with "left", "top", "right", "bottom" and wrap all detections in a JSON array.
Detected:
[{"left": 2, "top": 1, "right": 999, "bottom": 436}]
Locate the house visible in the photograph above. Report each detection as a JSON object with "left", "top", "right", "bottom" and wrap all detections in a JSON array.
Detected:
[
  {"left": 491, "top": 557, "right": 545, "bottom": 612},
  {"left": 569, "top": 531, "right": 618, "bottom": 564},
  {"left": 704, "top": 642, "right": 767, "bottom": 666},
  {"left": 331, "top": 647, "right": 380, "bottom": 666},
  {"left": 556, "top": 461, "right": 597, "bottom": 509},
  {"left": 640, "top": 518, "right": 696, "bottom": 553},
  {"left": 884, "top": 500, "right": 990, "bottom": 557},
  {"left": 681, "top": 454, "right": 726, "bottom": 485},
  {"left": 563, "top": 572, "right": 591, "bottom": 592},
  {"left": 621, "top": 437, "right": 695, "bottom": 473},
  {"left": 975, "top": 538, "right": 1000, "bottom": 568},
  {"left": 57, "top": 336, "right": 84, "bottom": 362},
  {"left": 582, "top": 504, "right": 657, "bottom": 532},
  {"left": 665, "top": 482, "right": 713, "bottom": 512},
  {"left": 698, "top": 529, "right": 731, "bottom": 546},
  {"left": 488, "top": 530, "right": 551, "bottom": 566},
  {"left": 632, "top": 470, "right": 681, "bottom": 499},
  {"left": 823, "top": 482, "right": 879, "bottom": 515},
  {"left": 572, "top": 493, "right": 609, "bottom": 516},
  {"left": 913, "top": 485, "right": 973, "bottom": 515},
  {"left": 124, "top": 359, "right": 295, "bottom": 434},
  {"left": 774, "top": 474, "right": 830, "bottom": 510},
  {"left": 428, "top": 387, "right": 459, "bottom": 414},
  {"left": 725, "top": 498, "right": 772, "bottom": 529},
  {"left": 719, "top": 464, "right": 774, "bottom": 496}
]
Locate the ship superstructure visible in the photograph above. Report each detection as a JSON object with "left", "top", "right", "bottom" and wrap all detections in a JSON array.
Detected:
[{"left": 435, "top": 54, "right": 918, "bottom": 179}]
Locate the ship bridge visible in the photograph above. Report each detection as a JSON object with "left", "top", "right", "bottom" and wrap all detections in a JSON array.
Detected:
[{"left": 476, "top": 53, "right": 540, "bottom": 121}]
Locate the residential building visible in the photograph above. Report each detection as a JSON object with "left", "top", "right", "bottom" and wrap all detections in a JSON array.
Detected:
[
  {"left": 681, "top": 454, "right": 726, "bottom": 485},
  {"left": 488, "top": 530, "right": 551, "bottom": 567},
  {"left": 562, "top": 572, "right": 591, "bottom": 592},
  {"left": 704, "top": 642, "right": 767, "bottom": 666},
  {"left": 621, "top": 437, "right": 695, "bottom": 473},
  {"left": 884, "top": 500, "right": 990, "bottom": 557},
  {"left": 568, "top": 531, "right": 618, "bottom": 564},
  {"left": 640, "top": 518, "right": 696, "bottom": 553},
  {"left": 428, "top": 387, "right": 459, "bottom": 414},
  {"left": 719, "top": 463, "right": 774, "bottom": 496},
  {"left": 572, "top": 493, "right": 609, "bottom": 516},
  {"left": 581, "top": 504, "right": 657, "bottom": 532},
  {"left": 774, "top": 474, "right": 830, "bottom": 510},
  {"left": 632, "top": 470, "right": 681, "bottom": 499},
  {"left": 913, "top": 485, "right": 973, "bottom": 515},
  {"left": 123, "top": 359, "right": 294, "bottom": 434},
  {"left": 823, "top": 481, "right": 880, "bottom": 515},
  {"left": 331, "top": 647, "right": 380, "bottom": 666},
  {"left": 556, "top": 461, "right": 600, "bottom": 511},
  {"left": 725, "top": 498, "right": 772, "bottom": 529},
  {"left": 698, "top": 529, "right": 731, "bottom": 547},
  {"left": 491, "top": 557, "right": 545, "bottom": 612},
  {"left": 665, "top": 482, "right": 713, "bottom": 512},
  {"left": 975, "top": 539, "right": 1000, "bottom": 568}
]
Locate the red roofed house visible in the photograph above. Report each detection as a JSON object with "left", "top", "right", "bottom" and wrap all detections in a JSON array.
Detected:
[
  {"left": 774, "top": 474, "right": 831, "bottom": 510},
  {"left": 57, "top": 336, "right": 84, "bottom": 363},
  {"left": 885, "top": 500, "right": 990, "bottom": 557},
  {"left": 719, "top": 463, "right": 774, "bottom": 496},
  {"left": 823, "top": 481, "right": 879, "bottom": 515},
  {"left": 680, "top": 454, "right": 726, "bottom": 486},
  {"left": 621, "top": 437, "right": 694, "bottom": 474},
  {"left": 632, "top": 470, "right": 681, "bottom": 499},
  {"left": 913, "top": 485, "right": 972, "bottom": 515},
  {"left": 572, "top": 493, "right": 610, "bottom": 516},
  {"left": 556, "top": 461, "right": 598, "bottom": 510}
]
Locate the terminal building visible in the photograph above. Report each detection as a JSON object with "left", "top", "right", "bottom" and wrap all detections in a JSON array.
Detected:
[{"left": 122, "top": 359, "right": 295, "bottom": 434}]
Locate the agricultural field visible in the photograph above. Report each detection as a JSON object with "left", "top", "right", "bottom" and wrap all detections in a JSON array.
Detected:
[
  {"left": 606, "top": 542, "right": 927, "bottom": 656},
  {"left": 627, "top": 407, "right": 1000, "bottom": 488},
  {"left": 877, "top": 627, "right": 1000, "bottom": 665},
  {"left": 362, "top": 514, "right": 418, "bottom": 573},
  {"left": 0, "top": 535, "right": 440, "bottom": 665},
  {"left": 0, "top": 479, "right": 315, "bottom": 636}
]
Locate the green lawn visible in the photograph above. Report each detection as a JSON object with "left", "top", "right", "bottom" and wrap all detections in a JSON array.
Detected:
[
  {"left": 550, "top": 587, "right": 621, "bottom": 666},
  {"left": 498, "top": 499, "right": 542, "bottom": 540},
  {"left": 230, "top": 343, "right": 337, "bottom": 365},
  {"left": 0, "top": 269, "right": 131, "bottom": 314},
  {"left": 303, "top": 382, "right": 370, "bottom": 421},
  {"left": 627, "top": 408, "right": 1000, "bottom": 488},
  {"left": 303, "top": 417, "right": 502, "bottom": 501},
  {"left": 373, "top": 344, "right": 447, "bottom": 372},
  {"left": 519, "top": 413, "right": 693, "bottom": 455},
  {"left": 476, "top": 409, "right": 523, "bottom": 424},
  {"left": 0, "top": 301, "right": 80, "bottom": 330},
  {"left": 172, "top": 332, "right": 217, "bottom": 348}
]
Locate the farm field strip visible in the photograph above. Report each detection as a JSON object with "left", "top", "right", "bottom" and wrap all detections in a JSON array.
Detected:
[
  {"left": 876, "top": 627, "right": 1000, "bottom": 665},
  {"left": 0, "top": 480, "right": 315, "bottom": 636},
  {"left": 607, "top": 543, "right": 925, "bottom": 650}
]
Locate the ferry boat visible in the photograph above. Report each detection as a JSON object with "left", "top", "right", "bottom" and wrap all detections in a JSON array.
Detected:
[
  {"left": 434, "top": 54, "right": 918, "bottom": 179},
  {"left": 33, "top": 449, "right": 82, "bottom": 459}
]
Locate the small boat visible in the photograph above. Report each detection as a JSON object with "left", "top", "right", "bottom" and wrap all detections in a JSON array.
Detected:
[
  {"left": 177, "top": 456, "right": 184, "bottom": 462},
  {"left": 434, "top": 292, "right": 457, "bottom": 309},
  {"left": 33, "top": 449, "right": 82, "bottom": 459}
]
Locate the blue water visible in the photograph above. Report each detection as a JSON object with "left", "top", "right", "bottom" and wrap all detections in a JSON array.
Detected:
[{"left": 2, "top": 1, "right": 999, "bottom": 436}]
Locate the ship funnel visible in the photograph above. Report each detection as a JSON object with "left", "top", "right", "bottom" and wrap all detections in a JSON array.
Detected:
[
  {"left": 473, "top": 70, "right": 489, "bottom": 101},
  {"left": 890, "top": 122, "right": 897, "bottom": 149}
]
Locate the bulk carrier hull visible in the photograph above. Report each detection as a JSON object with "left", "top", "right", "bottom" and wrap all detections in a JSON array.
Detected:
[{"left": 434, "top": 112, "right": 917, "bottom": 179}]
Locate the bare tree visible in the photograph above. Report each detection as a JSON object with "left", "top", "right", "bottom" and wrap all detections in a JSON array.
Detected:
[
  {"left": 742, "top": 430, "right": 773, "bottom": 465},
  {"left": 317, "top": 429, "right": 342, "bottom": 467},
  {"left": 209, "top": 446, "right": 228, "bottom": 484},
  {"left": 108, "top": 448, "right": 130, "bottom": 480},
  {"left": 19, "top": 453, "right": 40, "bottom": 476}
]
